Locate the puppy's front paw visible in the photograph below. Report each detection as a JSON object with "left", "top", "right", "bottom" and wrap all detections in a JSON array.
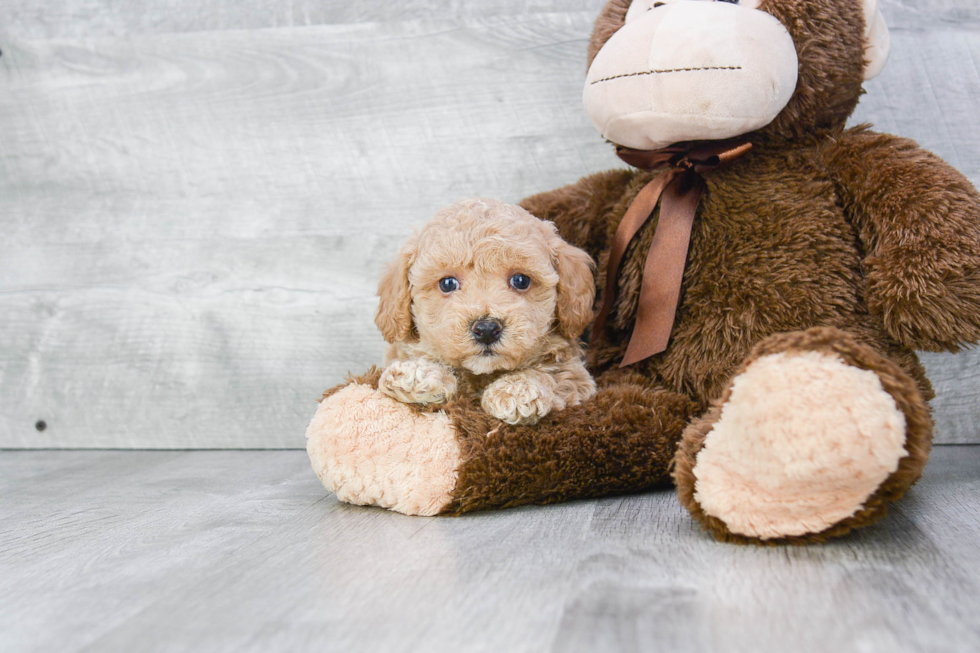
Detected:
[
  {"left": 481, "top": 372, "right": 558, "bottom": 425},
  {"left": 379, "top": 359, "right": 457, "bottom": 405}
]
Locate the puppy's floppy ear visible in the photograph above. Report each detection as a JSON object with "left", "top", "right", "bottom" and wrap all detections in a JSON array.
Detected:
[
  {"left": 550, "top": 231, "right": 596, "bottom": 340},
  {"left": 375, "top": 234, "right": 418, "bottom": 343}
]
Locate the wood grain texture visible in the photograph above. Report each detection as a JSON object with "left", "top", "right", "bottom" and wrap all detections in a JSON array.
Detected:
[
  {"left": 0, "top": 1, "right": 609, "bottom": 39},
  {"left": 0, "top": 3, "right": 979, "bottom": 447},
  {"left": 877, "top": 0, "right": 980, "bottom": 30},
  {"left": 1, "top": 447, "right": 978, "bottom": 652},
  {"left": 2, "top": 0, "right": 977, "bottom": 39}
]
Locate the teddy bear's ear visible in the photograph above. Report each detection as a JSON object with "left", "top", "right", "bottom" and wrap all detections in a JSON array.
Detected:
[
  {"left": 375, "top": 235, "right": 417, "bottom": 343},
  {"left": 862, "top": 0, "right": 891, "bottom": 80}
]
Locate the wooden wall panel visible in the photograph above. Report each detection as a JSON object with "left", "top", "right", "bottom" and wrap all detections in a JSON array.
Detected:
[
  {"left": 3, "top": 0, "right": 977, "bottom": 39},
  {"left": 0, "top": 3, "right": 978, "bottom": 447}
]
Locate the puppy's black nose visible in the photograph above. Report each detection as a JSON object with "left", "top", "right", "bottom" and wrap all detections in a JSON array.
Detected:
[{"left": 471, "top": 318, "right": 503, "bottom": 345}]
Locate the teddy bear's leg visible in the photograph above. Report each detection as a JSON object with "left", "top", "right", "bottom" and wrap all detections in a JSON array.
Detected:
[
  {"left": 444, "top": 375, "right": 697, "bottom": 513},
  {"left": 307, "top": 370, "right": 699, "bottom": 516},
  {"left": 673, "top": 327, "right": 933, "bottom": 544},
  {"left": 306, "top": 371, "right": 461, "bottom": 516}
]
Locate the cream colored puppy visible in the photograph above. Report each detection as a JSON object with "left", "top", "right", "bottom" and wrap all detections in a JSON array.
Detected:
[{"left": 375, "top": 198, "right": 597, "bottom": 425}]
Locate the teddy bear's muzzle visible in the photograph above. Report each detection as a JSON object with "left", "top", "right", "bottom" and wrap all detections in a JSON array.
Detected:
[{"left": 583, "top": 0, "right": 798, "bottom": 150}]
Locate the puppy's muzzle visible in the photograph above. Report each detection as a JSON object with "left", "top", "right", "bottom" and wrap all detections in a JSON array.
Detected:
[{"left": 471, "top": 318, "right": 503, "bottom": 346}]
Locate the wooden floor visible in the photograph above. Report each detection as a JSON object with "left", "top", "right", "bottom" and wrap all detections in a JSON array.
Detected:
[{"left": 2, "top": 446, "right": 978, "bottom": 653}]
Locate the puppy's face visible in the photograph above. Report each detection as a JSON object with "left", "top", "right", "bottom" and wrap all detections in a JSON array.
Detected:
[
  {"left": 410, "top": 229, "right": 560, "bottom": 375},
  {"left": 376, "top": 199, "right": 595, "bottom": 374}
]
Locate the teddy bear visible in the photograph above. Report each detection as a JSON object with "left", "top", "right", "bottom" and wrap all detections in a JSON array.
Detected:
[{"left": 306, "top": 0, "right": 980, "bottom": 544}]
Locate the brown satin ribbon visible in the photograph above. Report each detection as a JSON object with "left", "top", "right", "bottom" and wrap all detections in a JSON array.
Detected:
[{"left": 592, "top": 139, "right": 753, "bottom": 367}]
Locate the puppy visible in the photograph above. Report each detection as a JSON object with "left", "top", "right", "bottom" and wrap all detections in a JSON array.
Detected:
[{"left": 375, "top": 198, "right": 597, "bottom": 425}]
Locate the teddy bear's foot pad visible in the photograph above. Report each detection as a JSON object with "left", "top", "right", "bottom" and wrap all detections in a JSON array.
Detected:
[
  {"left": 306, "top": 383, "right": 460, "bottom": 516},
  {"left": 691, "top": 350, "right": 909, "bottom": 540}
]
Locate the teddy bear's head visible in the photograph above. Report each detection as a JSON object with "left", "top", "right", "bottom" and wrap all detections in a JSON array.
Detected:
[{"left": 583, "top": 0, "right": 891, "bottom": 150}]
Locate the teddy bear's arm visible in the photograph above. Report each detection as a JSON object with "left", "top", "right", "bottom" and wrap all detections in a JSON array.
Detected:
[
  {"left": 829, "top": 128, "right": 980, "bottom": 352},
  {"left": 520, "top": 168, "right": 636, "bottom": 261}
]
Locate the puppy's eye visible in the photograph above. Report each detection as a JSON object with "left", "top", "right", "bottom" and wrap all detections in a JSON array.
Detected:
[
  {"left": 438, "top": 277, "right": 460, "bottom": 293},
  {"left": 509, "top": 273, "right": 531, "bottom": 291}
]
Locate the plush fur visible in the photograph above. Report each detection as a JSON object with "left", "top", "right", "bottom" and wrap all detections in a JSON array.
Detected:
[
  {"left": 374, "top": 198, "right": 597, "bottom": 425},
  {"left": 309, "top": 372, "right": 461, "bottom": 517},
  {"left": 313, "top": 365, "right": 697, "bottom": 514},
  {"left": 674, "top": 328, "right": 934, "bottom": 544},
  {"left": 307, "top": 0, "right": 980, "bottom": 544}
]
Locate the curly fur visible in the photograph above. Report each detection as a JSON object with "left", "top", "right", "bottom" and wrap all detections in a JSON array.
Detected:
[{"left": 375, "top": 199, "right": 597, "bottom": 425}]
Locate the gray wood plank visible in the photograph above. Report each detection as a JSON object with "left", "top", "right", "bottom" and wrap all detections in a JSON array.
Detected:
[
  {"left": 0, "top": 447, "right": 978, "bottom": 652},
  {"left": 920, "top": 351, "right": 980, "bottom": 444},
  {"left": 879, "top": 0, "right": 980, "bottom": 30},
  {"left": 1, "top": 8, "right": 979, "bottom": 447},
  {"left": 0, "top": 1, "right": 607, "bottom": 39},
  {"left": 2, "top": 0, "right": 977, "bottom": 39}
]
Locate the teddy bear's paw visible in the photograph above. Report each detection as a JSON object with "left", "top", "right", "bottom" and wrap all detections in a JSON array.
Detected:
[
  {"left": 306, "top": 383, "right": 461, "bottom": 516},
  {"left": 378, "top": 358, "right": 457, "bottom": 405},
  {"left": 688, "top": 350, "right": 911, "bottom": 541},
  {"left": 481, "top": 371, "right": 560, "bottom": 426}
]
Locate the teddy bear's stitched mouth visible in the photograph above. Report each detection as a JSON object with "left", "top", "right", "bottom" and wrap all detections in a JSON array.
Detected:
[{"left": 590, "top": 65, "right": 742, "bottom": 85}]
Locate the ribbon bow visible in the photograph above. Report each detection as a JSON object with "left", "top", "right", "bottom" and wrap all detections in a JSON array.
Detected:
[{"left": 591, "top": 139, "right": 753, "bottom": 366}]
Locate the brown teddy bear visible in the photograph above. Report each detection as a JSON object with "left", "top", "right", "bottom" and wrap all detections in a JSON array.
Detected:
[{"left": 306, "top": 0, "right": 980, "bottom": 544}]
